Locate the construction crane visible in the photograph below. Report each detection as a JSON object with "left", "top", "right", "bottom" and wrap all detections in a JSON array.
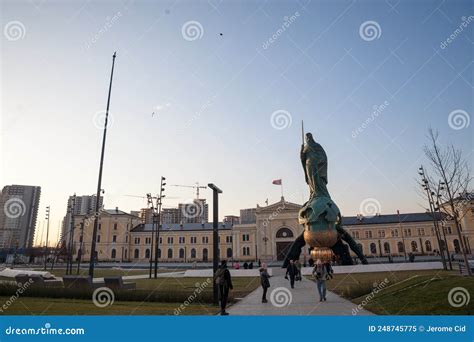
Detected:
[{"left": 170, "top": 182, "right": 207, "bottom": 199}]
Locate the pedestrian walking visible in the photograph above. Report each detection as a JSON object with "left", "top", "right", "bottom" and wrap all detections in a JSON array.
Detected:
[
  {"left": 259, "top": 263, "right": 270, "bottom": 303},
  {"left": 215, "top": 260, "right": 233, "bottom": 315},
  {"left": 285, "top": 259, "right": 298, "bottom": 288},
  {"left": 312, "top": 259, "right": 328, "bottom": 301}
]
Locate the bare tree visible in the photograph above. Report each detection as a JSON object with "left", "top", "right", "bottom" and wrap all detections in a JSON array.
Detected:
[{"left": 424, "top": 128, "right": 472, "bottom": 275}]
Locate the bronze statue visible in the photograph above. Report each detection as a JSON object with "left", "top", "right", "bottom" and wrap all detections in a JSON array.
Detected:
[{"left": 284, "top": 132, "right": 368, "bottom": 266}]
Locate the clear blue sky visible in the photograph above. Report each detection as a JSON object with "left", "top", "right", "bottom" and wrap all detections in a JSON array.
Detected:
[{"left": 1, "top": 0, "right": 472, "bottom": 244}]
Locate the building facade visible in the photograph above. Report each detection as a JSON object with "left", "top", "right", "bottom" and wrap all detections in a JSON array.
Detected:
[
  {"left": 70, "top": 197, "right": 473, "bottom": 263},
  {"left": 0, "top": 185, "right": 41, "bottom": 249},
  {"left": 61, "top": 195, "right": 103, "bottom": 241}
]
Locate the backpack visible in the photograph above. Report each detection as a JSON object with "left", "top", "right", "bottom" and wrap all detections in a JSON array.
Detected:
[{"left": 215, "top": 268, "right": 226, "bottom": 285}]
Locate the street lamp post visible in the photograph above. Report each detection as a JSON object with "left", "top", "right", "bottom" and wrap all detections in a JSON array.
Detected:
[
  {"left": 208, "top": 183, "right": 222, "bottom": 305},
  {"left": 43, "top": 206, "right": 50, "bottom": 270},
  {"left": 154, "top": 177, "right": 166, "bottom": 278},
  {"left": 89, "top": 52, "right": 117, "bottom": 278}
]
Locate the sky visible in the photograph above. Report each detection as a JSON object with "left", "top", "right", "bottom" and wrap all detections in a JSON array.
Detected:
[{"left": 1, "top": 0, "right": 473, "bottom": 246}]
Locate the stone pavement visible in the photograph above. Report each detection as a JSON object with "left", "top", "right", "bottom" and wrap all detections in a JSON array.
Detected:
[{"left": 227, "top": 268, "right": 374, "bottom": 316}]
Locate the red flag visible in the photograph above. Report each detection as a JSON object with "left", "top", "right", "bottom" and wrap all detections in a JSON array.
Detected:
[{"left": 272, "top": 179, "right": 282, "bottom": 185}]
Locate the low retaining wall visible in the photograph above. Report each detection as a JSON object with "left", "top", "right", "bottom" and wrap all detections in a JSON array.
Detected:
[
  {"left": 301, "top": 261, "right": 443, "bottom": 275},
  {"left": 184, "top": 268, "right": 272, "bottom": 277}
]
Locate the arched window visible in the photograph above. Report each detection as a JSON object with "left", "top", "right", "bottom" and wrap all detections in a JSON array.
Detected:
[
  {"left": 179, "top": 248, "right": 185, "bottom": 259},
  {"left": 124, "top": 249, "right": 127, "bottom": 259},
  {"left": 145, "top": 249, "right": 150, "bottom": 259},
  {"left": 134, "top": 249, "right": 139, "bottom": 259},
  {"left": 191, "top": 248, "right": 196, "bottom": 259},
  {"left": 397, "top": 241, "right": 404, "bottom": 253},
  {"left": 226, "top": 248, "right": 233, "bottom": 258},
  {"left": 384, "top": 242, "right": 390, "bottom": 254},
  {"left": 168, "top": 248, "right": 173, "bottom": 259},
  {"left": 453, "top": 239, "right": 460, "bottom": 253},
  {"left": 370, "top": 243, "right": 377, "bottom": 254},
  {"left": 111, "top": 249, "right": 116, "bottom": 259},
  {"left": 425, "top": 240, "right": 432, "bottom": 252},
  {"left": 411, "top": 241, "right": 418, "bottom": 252},
  {"left": 276, "top": 228, "right": 294, "bottom": 238},
  {"left": 203, "top": 248, "right": 208, "bottom": 262}
]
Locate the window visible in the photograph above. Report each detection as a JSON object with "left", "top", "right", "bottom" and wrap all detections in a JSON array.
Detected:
[
  {"left": 425, "top": 240, "right": 432, "bottom": 252},
  {"left": 242, "top": 234, "right": 250, "bottom": 242},
  {"left": 276, "top": 228, "right": 293, "bottom": 238},
  {"left": 145, "top": 249, "right": 150, "bottom": 259},
  {"left": 111, "top": 249, "right": 116, "bottom": 259},
  {"left": 226, "top": 236, "right": 232, "bottom": 243},
  {"left": 202, "top": 248, "right": 208, "bottom": 261},
  {"left": 179, "top": 237, "right": 185, "bottom": 244},
  {"left": 202, "top": 236, "right": 209, "bottom": 243},
  {"left": 168, "top": 237, "right": 174, "bottom": 244},
  {"left": 168, "top": 248, "right": 173, "bottom": 259},
  {"left": 179, "top": 248, "right": 185, "bottom": 259},
  {"left": 411, "top": 241, "right": 418, "bottom": 252},
  {"left": 98, "top": 224, "right": 102, "bottom": 230},
  {"left": 191, "top": 248, "right": 196, "bottom": 258},
  {"left": 97, "top": 235, "right": 101, "bottom": 243},
  {"left": 392, "top": 229, "right": 399, "bottom": 237},
  {"left": 114, "top": 223, "right": 118, "bottom": 230},
  {"left": 159, "top": 237, "right": 162, "bottom": 244},
  {"left": 370, "top": 243, "right": 377, "bottom": 254},
  {"left": 134, "top": 237, "right": 140, "bottom": 244},
  {"left": 417, "top": 228, "right": 425, "bottom": 236},
  {"left": 112, "top": 235, "right": 117, "bottom": 243},
  {"left": 226, "top": 248, "right": 233, "bottom": 258},
  {"left": 365, "top": 231, "right": 372, "bottom": 239},
  {"left": 352, "top": 231, "right": 360, "bottom": 239},
  {"left": 378, "top": 230, "right": 385, "bottom": 238},
  {"left": 453, "top": 239, "right": 461, "bottom": 253},
  {"left": 125, "top": 235, "right": 128, "bottom": 243},
  {"left": 158, "top": 249, "right": 161, "bottom": 258},
  {"left": 124, "top": 249, "right": 127, "bottom": 259},
  {"left": 134, "top": 249, "right": 139, "bottom": 259},
  {"left": 243, "top": 246, "right": 251, "bottom": 256},
  {"left": 384, "top": 242, "right": 390, "bottom": 254},
  {"left": 444, "top": 226, "right": 452, "bottom": 234},
  {"left": 397, "top": 241, "right": 404, "bottom": 253},
  {"left": 191, "top": 237, "right": 197, "bottom": 244},
  {"left": 404, "top": 229, "right": 411, "bottom": 237}
]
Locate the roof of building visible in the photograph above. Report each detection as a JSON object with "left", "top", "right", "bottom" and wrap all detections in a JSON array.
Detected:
[
  {"left": 103, "top": 208, "right": 139, "bottom": 217},
  {"left": 131, "top": 222, "right": 234, "bottom": 232},
  {"left": 342, "top": 212, "right": 447, "bottom": 226}
]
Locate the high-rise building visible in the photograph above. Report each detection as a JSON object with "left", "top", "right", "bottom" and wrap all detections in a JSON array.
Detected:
[
  {"left": 161, "top": 208, "right": 180, "bottom": 224},
  {"left": 61, "top": 195, "right": 103, "bottom": 242},
  {"left": 240, "top": 208, "right": 257, "bottom": 224},
  {"left": 0, "top": 185, "right": 41, "bottom": 249},
  {"left": 178, "top": 199, "right": 208, "bottom": 224}
]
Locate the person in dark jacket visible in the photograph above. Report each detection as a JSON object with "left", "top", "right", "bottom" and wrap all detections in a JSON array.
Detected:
[
  {"left": 259, "top": 264, "right": 270, "bottom": 303},
  {"left": 215, "top": 260, "right": 233, "bottom": 315},
  {"left": 285, "top": 259, "right": 298, "bottom": 288},
  {"left": 243, "top": 262, "right": 248, "bottom": 269}
]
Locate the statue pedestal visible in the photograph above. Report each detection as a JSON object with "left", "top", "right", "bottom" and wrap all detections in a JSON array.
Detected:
[{"left": 310, "top": 247, "right": 334, "bottom": 262}]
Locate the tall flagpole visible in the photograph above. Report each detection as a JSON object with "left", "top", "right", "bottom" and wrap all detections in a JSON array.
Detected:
[{"left": 89, "top": 52, "right": 117, "bottom": 278}]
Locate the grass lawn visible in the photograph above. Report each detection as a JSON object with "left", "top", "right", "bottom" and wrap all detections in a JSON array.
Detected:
[
  {"left": 42, "top": 268, "right": 178, "bottom": 278},
  {"left": 325, "top": 270, "right": 474, "bottom": 315},
  {"left": 0, "top": 277, "right": 260, "bottom": 315},
  {"left": 0, "top": 296, "right": 217, "bottom": 315}
]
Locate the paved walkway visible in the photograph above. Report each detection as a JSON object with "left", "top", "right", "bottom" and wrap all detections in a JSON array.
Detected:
[{"left": 227, "top": 269, "right": 374, "bottom": 316}]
